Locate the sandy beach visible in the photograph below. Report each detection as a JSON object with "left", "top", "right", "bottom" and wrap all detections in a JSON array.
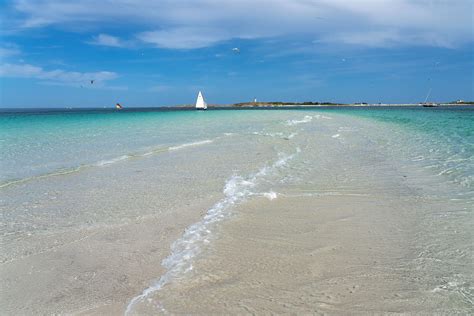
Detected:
[
  {"left": 1, "top": 108, "right": 472, "bottom": 315},
  {"left": 2, "top": 0, "right": 473, "bottom": 313}
]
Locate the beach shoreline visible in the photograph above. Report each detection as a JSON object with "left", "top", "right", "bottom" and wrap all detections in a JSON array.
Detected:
[{"left": 1, "top": 108, "right": 472, "bottom": 315}]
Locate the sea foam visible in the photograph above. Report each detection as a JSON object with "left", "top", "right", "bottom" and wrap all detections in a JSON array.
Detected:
[
  {"left": 263, "top": 191, "right": 278, "bottom": 200},
  {"left": 125, "top": 147, "right": 300, "bottom": 315},
  {"left": 252, "top": 131, "right": 297, "bottom": 140},
  {"left": 286, "top": 115, "right": 313, "bottom": 126},
  {"left": 168, "top": 140, "right": 213, "bottom": 151},
  {"left": 95, "top": 155, "right": 130, "bottom": 166}
]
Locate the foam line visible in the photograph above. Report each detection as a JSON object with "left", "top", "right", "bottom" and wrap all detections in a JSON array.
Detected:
[
  {"left": 168, "top": 140, "right": 213, "bottom": 151},
  {"left": 1, "top": 138, "right": 217, "bottom": 189},
  {"left": 125, "top": 147, "right": 301, "bottom": 315},
  {"left": 286, "top": 115, "right": 313, "bottom": 126}
]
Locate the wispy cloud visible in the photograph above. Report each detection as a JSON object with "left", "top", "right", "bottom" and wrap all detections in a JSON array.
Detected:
[
  {"left": 0, "top": 43, "right": 21, "bottom": 59},
  {"left": 0, "top": 62, "right": 119, "bottom": 87},
  {"left": 138, "top": 27, "right": 230, "bottom": 49},
  {"left": 38, "top": 80, "right": 128, "bottom": 90},
  {"left": 88, "top": 33, "right": 127, "bottom": 48},
  {"left": 320, "top": 30, "right": 461, "bottom": 48},
  {"left": 6, "top": 0, "right": 473, "bottom": 49}
]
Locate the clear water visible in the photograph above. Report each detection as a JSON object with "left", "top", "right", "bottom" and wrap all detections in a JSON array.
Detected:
[
  {"left": 325, "top": 106, "right": 474, "bottom": 188},
  {"left": 0, "top": 109, "right": 270, "bottom": 183},
  {"left": 1, "top": 107, "right": 472, "bottom": 188},
  {"left": 1, "top": 106, "right": 473, "bottom": 314}
]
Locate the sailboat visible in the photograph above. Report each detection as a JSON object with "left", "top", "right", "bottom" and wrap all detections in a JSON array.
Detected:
[
  {"left": 195, "top": 91, "right": 207, "bottom": 110},
  {"left": 421, "top": 86, "right": 437, "bottom": 107}
]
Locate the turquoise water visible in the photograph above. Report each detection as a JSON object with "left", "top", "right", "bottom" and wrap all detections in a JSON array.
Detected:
[
  {"left": 0, "top": 110, "right": 267, "bottom": 183},
  {"left": 1, "top": 106, "right": 473, "bottom": 314},
  {"left": 314, "top": 106, "right": 474, "bottom": 188},
  {"left": 1, "top": 107, "right": 473, "bottom": 188}
]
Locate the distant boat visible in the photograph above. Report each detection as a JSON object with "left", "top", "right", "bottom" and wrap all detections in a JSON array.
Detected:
[
  {"left": 116, "top": 103, "right": 123, "bottom": 110},
  {"left": 420, "top": 87, "right": 437, "bottom": 107},
  {"left": 195, "top": 91, "right": 207, "bottom": 110}
]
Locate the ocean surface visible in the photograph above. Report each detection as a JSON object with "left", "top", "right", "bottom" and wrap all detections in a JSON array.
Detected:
[
  {"left": 1, "top": 107, "right": 473, "bottom": 188},
  {"left": 1, "top": 106, "right": 473, "bottom": 314}
]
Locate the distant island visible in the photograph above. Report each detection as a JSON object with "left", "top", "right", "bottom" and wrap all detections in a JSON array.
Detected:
[
  {"left": 216, "top": 100, "right": 474, "bottom": 108},
  {"left": 232, "top": 101, "right": 344, "bottom": 107}
]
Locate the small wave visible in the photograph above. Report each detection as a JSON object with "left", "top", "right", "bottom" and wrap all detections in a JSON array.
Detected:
[
  {"left": 252, "top": 131, "right": 297, "bottom": 140},
  {"left": 252, "top": 131, "right": 284, "bottom": 137},
  {"left": 262, "top": 191, "right": 278, "bottom": 200},
  {"left": 284, "top": 133, "right": 298, "bottom": 140},
  {"left": 168, "top": 140, "right": 213, "bottom": 151},
  {"left": 1, "top": 139, "right": 215, "bottom": 190},
  {"left": 431, "top": 281, "right": 473, "bottom": 305},
  {"left": 125, "top": 148, "right": 300, "bottom": 315},
  {"left": 0, "top": 167, "right": 83, "bottom": 189},
  {"left": 95, "top": 155, "right": 130, "bottom": 166},
  {"left": 314, "top": 114, "right": 332, "bottom": 120},
  {"left": 332, "top": 134, "right": 340, "bottom": 138},
  {"left": 286, "top": 115, "right": 313, "bottom": 126},
  {"left": 438, "top": 167, "right": 455, "bottom": 176},
  {"left": 278, "top": 191, "right": 371, "bottom": 199},
  {"left": 0, "top": 154, "right": 137, "bottom": 189},
  {"left": 411, "top": 155, "right": 425, "bottom": 161}
]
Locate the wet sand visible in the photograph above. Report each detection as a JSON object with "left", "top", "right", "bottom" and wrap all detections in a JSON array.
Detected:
[
  {"left": 2, "top": 110, "right": 472, "bottom": 315},
  {"left": 127, "top": 113, "right": 473, "bottom": 314},
  {"left": 147, "top": 194, "right": 416, "bottom": 314},
  {"left": 1, "top": 133, "right": 278, "bottom": 314},
  {"left": 147, "top": 194, "right": 470, "bottom": 314}
]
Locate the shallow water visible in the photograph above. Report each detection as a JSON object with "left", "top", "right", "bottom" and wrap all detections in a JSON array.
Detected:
[{"left": 0, "top": 106, "right": 472, "bottom": 314}]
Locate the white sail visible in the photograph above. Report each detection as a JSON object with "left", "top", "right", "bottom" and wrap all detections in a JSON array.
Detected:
[{"left": 195, "top": 91, "right": 207, "bottom": 110}]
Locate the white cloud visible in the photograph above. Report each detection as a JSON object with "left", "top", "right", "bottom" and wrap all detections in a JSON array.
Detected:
[
  {"left": 8, "top": 0, "right": 474, "bottom": 48},
  {"left": 88, "top": 33, "right": 126, "bottom": 47},
  {"left": 0, "top": 44, "right": 21, "bottom": 59},
  {"left": 0, "top": 63, "right": 119, "bottom": 87},
  {"left": 138, "top": 27, "right": 230, "bottom": 49},
  {"left": 322, "top": 29, "right": 460, "bottom": 48},
  {"left": 322, "top": 30, "right": 404, "bottom": 47},
  {"left": 0, "top": 63, "right": 42, "bottom": 77}
]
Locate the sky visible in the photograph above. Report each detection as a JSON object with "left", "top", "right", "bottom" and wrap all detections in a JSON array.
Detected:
[{"left": 0, "top": 0, "right": 473, "bottom": 108}]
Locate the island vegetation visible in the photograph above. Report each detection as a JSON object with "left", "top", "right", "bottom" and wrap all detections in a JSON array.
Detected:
[
  {"left": 228, "top": 100, "right": 474, "bottom": 107},
  {"left": 233, "top": 101, "right": 345, "bottom": 107}
]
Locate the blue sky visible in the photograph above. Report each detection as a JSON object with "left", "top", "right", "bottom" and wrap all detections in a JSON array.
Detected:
[{"left": 0, "top": 0, "right": 473, "bottom": 107}]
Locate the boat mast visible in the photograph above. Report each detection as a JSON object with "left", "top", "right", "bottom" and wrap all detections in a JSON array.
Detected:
[{"left": 423, "top": 87, "right": 432, "bottom": 103}]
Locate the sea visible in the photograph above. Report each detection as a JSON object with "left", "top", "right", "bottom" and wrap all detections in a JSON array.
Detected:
[{"left": 1, "top": 106, "right": 473, "bottom": 314}]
